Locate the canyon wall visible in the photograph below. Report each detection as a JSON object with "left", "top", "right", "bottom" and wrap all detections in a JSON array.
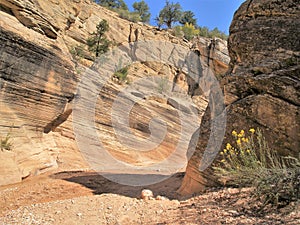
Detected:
[
  {"left": 0, "top": 0, "right": 229, "bottom": 186},
  {"left": 180, "top": 0, "right": 300, "bottom": 196}
]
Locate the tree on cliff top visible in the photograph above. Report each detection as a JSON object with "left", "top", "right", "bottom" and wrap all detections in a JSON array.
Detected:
[
  {"left": 87, "top": 19, "right": 110, "bottom": 57},
  {"left": 133, "top": 0, "right": 151, "bottom": 23},
  {"left": 95, "top": 0, "right": 128, "bottom": 10},
  {"left": 180, "top": 10, "right": 197, "bottom": 26},
  {"left": 156, "top": 1, "right": 182, "bottom": 29}
]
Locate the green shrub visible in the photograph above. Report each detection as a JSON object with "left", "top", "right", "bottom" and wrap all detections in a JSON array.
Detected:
[
  {"left": 113, "top": 66, "right": 129, "bottom": 82},
  {"left": 117, "top": 9, "right": 141, "bottom": 22},
  {"left": 157, "top": 76, "right": 170, "bottom": 94},
  {"left": 95, "top": 0, "right": 128, "bottom": 11},
  {"left": 208, "top": 27, "right": 228, "bottom": 40},
  {"left": 253, "top": 162, "right": 300, "bottom": 210},
  {"left": 172, "top": 26, "right": 184, "bottom": 38},
  {"left": 181, "top": 23, "right": 199, "bottom": 41},
  {"left": 198, "top": 26, "right": 228, "bottom": 40},
  {"left": 69, "top": 45, "right": 95, "bottom": 61},
  {"left": 173, "top": 24, "right": 227, "bottom": 41},
  {"left": 70, "top": 45, "right": 85, "bottom": 59},
  {"left": 172, "top": 23, "right": 199, "bottom": 41},
  {"left": 0, "top": 133, "right": 13, "bottom": 151},
  {"left": 214, "top": 128, "right": 300, "bottom": 209}
]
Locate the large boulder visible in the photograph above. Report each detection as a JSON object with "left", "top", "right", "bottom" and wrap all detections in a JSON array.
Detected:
[
  {"left": 225, "top": 0, "right": 300, "bottom": 156},
  {"left": 180, "top": 0, "right": 300, "bottom": 196}
]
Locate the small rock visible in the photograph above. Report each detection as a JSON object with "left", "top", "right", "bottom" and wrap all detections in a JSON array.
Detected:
[
  {"left": 227, "top": 188, "right": 239, "bottom": 194},
  {"left": 228, "top": 210, "right": 238, "bottom": 215},
  {"left": 141, "top": 189, "right": 154, "bottom": 200},
  {"left": 171, "top": 200, "right": 180, "bottom": 205},
  {"left": 77, "top": 213, "right": 82, "bottom": 217},
  {"left": 156, "top": 210, "right": 164, "bottom": 214},
  {"left": 155, "top": 195, "right": 168, "bottom": 201}
]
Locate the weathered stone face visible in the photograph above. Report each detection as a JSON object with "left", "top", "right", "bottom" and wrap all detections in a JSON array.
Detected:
[
  {"left": 228, "top": 0, "right": 300, "bottom": 75},
  {"left": 180, "top": 0, "right": 300, "bottom": 196},
  {"left": 0, "top": 0, "right": 59, "bottom": 39},
  {"left": 225, "top": 0, "right": 300, "bottom": 157},
  {"left": 0, "top": 28, "right": 79, "bottom": 185},
  {"left": 0, "top": 0, "right": 229, "bottom": 186}
]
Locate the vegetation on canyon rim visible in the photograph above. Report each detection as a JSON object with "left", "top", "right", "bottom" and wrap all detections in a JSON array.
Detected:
[
  {"left": 214, "top": 128, "right": 300, "bottom": 210},
  {"left": 94, "top": 0, "right": 227, "bottom": 40},
  {"left": 71, "top": 0, "right": 228, "bottom": 63}
]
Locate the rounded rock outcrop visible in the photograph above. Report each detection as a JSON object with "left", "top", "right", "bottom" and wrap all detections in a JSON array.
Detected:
[{"left": 180, "top": 0, "right": 300, "bottom": 196}]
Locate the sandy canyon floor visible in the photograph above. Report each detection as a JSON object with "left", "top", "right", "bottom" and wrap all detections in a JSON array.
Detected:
[{"left": 0, "top": 170, "right": 299, "bottom": 225}]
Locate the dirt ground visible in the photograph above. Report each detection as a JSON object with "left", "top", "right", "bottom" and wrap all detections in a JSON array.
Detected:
[{"left": 0, "top": 170, "right": 299, "bottom": 225}]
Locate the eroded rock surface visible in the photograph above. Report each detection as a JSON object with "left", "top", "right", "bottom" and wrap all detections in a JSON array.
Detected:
[
  {"left": 180, "top": 0, "right": 300, "bottom": 196},
  {"left": 0, "top": 0, "right": 229, "bottom": 185}
]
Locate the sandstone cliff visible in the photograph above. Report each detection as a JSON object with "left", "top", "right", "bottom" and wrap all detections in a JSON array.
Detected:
[
  {"left": 0, "top": 0, "right": 229, "bottom": 186},
  {"left": 180, "top": 0, "right": 300, "bottom": 196}
]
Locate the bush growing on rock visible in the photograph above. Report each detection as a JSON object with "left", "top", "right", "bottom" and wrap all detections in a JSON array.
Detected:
[
  {"left": 173, "top": 24, "right": 227, "bottom": 41},
  {"left": 0, "top": 133, "right": 13, "bottom": 151},
  {"left": 117, "top": 9, "right": 141, "bottom": 23},
  {"left": 173, "top": 23, "right": 199, "bottom": 41},
  {"left": 94, "top": 0, "right": 128, "bottom": 10},
  {"left": 214, "top": 128, "right": 300, "bottom": 210},
  {"left": 113, "top": 66, "right": 129, "bottom": 83},
  {"left": 69, "top": 44, "right": 85, "bottom": 59}
]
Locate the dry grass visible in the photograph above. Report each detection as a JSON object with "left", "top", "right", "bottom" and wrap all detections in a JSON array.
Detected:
[{"left": 214, "top": 128, "right": 300, "bottom": 210}]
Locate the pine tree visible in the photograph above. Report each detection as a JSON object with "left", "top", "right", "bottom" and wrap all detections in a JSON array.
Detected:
[
  {"left": 157, "top": 1, "right": 182, "bottom": 29},
  {"left": 180, "top": 10, "right": 197, "bottom": 26},
  {"left": 95, "top": 0, "right": 128, "bottom": 10},
  {"left": 87, "top": 20, "right": 110, "bottom": 57},
  {"left": 133, "top": 0, "right": 151, "bottom": 23}
]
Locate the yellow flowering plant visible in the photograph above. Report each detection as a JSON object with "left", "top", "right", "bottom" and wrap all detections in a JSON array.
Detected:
[
  {"left": 213, "top": 128, "right": 300, "bottom": 210},
  {"left": 214, "top": 128, "right": 262, "bottom": 184}
]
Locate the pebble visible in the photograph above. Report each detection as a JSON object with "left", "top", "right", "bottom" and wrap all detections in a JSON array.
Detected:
[
  {"left": 156, "top": 195, "right": 168, "bottom": 201},
  {"left": 141, "top": 189, "right": 154, "bottom": 200},
  {"left": 228, "top": 210, "right": 238, "bottom": 215},
  {"left": 227, "top": 188, "right": 240, "bottom": 194},
  {"left": 156, "top": 210, "right": 164, "bottom": 214},
  {"left": 171, "top": 200, "right": 180, "bottom": 205}
]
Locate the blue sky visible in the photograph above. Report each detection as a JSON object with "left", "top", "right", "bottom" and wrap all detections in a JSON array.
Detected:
[{"left": 124, "top": 0, "right": 245, "bottom": 34}]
